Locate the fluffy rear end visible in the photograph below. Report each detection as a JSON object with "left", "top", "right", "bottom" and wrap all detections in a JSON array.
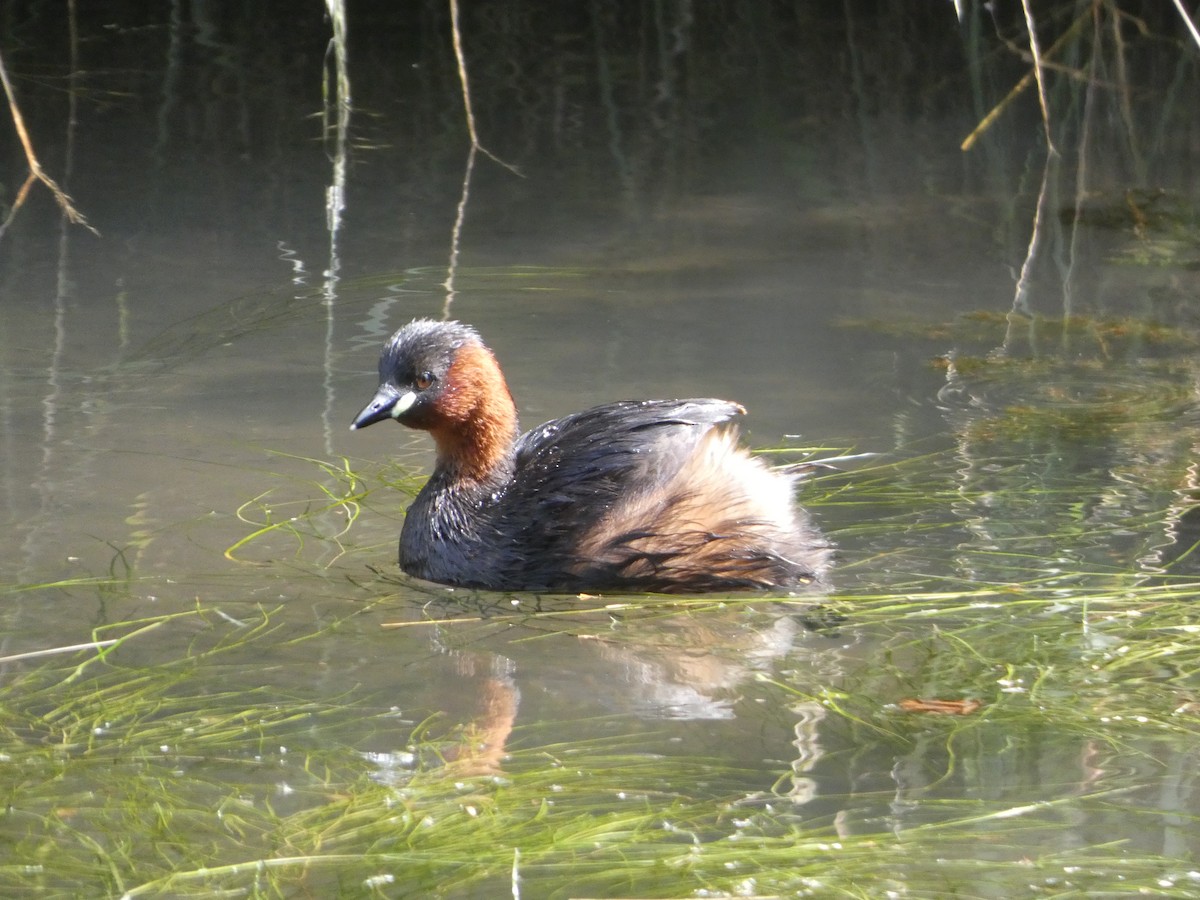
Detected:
[{"left": 574, "top": 427, "right": 830, "bottom": 592}]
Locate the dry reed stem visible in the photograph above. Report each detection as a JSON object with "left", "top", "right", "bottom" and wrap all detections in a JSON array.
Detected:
[
  {"left": 962, "top": 9, "right": 1089, "bottom": 151},
  {"left": 1019, "top": 0, "right": 1057, "bottom": 154},
  {"left": 1170, "top": 0, "right": 1200, "bottom": 49}
]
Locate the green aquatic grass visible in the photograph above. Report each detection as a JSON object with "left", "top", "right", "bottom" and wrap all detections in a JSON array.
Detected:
[
  {"left": 1, "top": 575, "right": 1198, "bottom": 897},
  {"left": 224, "top": 450, "right": 425, "bottom": 566},
  {"left": 11, "top": 361, "right": 1199, "bottom": 897}
]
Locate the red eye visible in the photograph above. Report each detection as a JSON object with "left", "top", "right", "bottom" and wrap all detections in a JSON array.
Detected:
[{"left": 415, "top": 371, "right": 434, "bottom": 390}]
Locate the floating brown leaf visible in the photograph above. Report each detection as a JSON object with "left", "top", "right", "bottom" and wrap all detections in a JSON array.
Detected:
[{"left": 898, "top": 698, "right": 982, "bottom": 715}]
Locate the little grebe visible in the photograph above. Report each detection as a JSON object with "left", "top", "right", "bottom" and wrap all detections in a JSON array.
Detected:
[{"left": 351, "top": 319, "right": 831, "bottom": 592}]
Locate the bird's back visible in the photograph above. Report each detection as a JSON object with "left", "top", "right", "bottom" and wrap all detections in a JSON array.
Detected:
[{"left": 478, "top": 399, "right": 830, "bottom": 592}]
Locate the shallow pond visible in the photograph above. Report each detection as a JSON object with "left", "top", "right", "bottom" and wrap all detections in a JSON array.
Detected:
[{"left": 2, "top": 3, "right": 1199, "bottom": 897}]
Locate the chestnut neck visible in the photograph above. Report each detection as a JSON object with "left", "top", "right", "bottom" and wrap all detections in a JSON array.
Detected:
[{"left": 428, "top": 341, "right": 519, "bottom": 484}]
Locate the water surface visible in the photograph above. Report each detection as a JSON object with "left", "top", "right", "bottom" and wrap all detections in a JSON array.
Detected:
[{"left": 2, "top": 3, "right": 1199, "bottom": 896}]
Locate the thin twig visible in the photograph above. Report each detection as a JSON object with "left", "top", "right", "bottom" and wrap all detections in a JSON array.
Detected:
[
  {"left": 1169, "top": 0, "right": 1200, "bottom": 50},
  {"left": 443, "top": 143, "right": 477, "bottom": 318},
  {"left": 448, "top": 0, "right": 522, "bottom": 176},
  {"left": 442, "top": 0, "right": 520, "bottom": 317},
  {"left": 1062, "top": 9, "right": 1102, "bottom": 323},
  {"left": 0, "top": 172, "right": 37, "bottom": 236},
  {"left": 1107, "top": 2, "right": 1146, "bottom": 181},
  {"left": 0, "top": 47, "right": 98, "bottom": 236},
  {"left": 961, "top": 10, "right": 1088, "bottom": 151},
  {"left": 1005, "top": 152, "right": 1055, "bottom": 350},
  {"left": 1019, "top": 0, "right": 1057, "bottom": 155}
]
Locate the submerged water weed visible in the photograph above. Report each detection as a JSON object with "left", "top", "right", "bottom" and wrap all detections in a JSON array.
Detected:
[
  {"left": 1, "top": 574, "right": 1198, "bottom": 896},
  {"left": 0, "top": 607, "right": 324, "bottom": 896},
  {"left": 397, "top": 598, "right": 1184, "bottom": 887},
  {"left": 192, "top": 351, "right": 1200, "bottom": 896},
  {"left": 224, "top": 451, "right": 423, "bottom": 566},
  {"left": 108, "top": 699, "right": 1200, "bottom": 899}
]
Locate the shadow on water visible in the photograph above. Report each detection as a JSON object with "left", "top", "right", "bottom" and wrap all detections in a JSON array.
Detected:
[{"left": 2, "top": 0, "right": 1200, "bottom": 896}]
